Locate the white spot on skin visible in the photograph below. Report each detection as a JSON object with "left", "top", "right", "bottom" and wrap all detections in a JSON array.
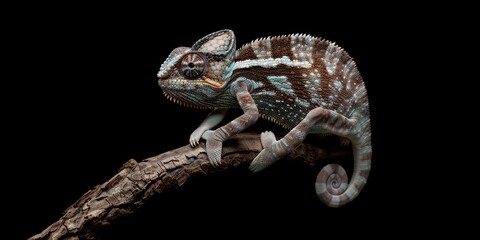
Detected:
[
  {"left": 256, "top": 90, "right": 276, "bottom": 96},
  {"left": 295, "top": 98, "right": 310, "bottom": 108},
  {"left": 290, "top": 35, "right": 314, "bottom": 63},
  {"left": 251, "top": 39, "right": 272, "bottom": 59},
  {"left": 267, "top": 76, "right": 288, "bottom": 81},
  {"left": 267, "top": 76, "right": 297, "bottom": 97},
  {"left": 324, "top": 43, "right": 340, "bottom": 75},
  {"left": 303, "top": 70, "right": 321, "bottom": 107},
  {"left": 328, "top": 95, "right": 335, "bottom": 107},
  {"left": 343, "top": 60, "right": 354, "bottom": 79},
  {"left": 334, "top": 80, "right": 342, "bottom": 91}
]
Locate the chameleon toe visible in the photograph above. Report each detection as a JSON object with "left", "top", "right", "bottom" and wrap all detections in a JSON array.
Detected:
[{"left": 260, "top": 131, "right": 276, "bottom": 148}]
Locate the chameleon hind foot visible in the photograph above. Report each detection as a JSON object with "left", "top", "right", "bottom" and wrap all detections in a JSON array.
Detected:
[
  {"left": 249, "top": 131, "right": 278, "bottom": 172},
  {"left": 260, "top": 131, "right": 276, "bottom": 148}
]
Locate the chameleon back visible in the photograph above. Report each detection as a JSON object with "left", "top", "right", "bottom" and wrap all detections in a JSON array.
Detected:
[{"left": 232, "top": 35, "right": 370, "bottom": 130}]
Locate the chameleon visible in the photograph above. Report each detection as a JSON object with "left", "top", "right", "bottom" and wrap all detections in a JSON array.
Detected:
[{"left": 157, "top": 29, "right": 371, "bottom": 207}]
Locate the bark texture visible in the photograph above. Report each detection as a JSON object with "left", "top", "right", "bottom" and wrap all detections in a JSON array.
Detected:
[{"left": 30, "top": 133, "right": 349, "bottom": 240}]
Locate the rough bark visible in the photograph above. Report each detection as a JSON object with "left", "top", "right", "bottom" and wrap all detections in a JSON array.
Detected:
[{"left": 30, "top": 133, "right": 350, "bottom": 240}]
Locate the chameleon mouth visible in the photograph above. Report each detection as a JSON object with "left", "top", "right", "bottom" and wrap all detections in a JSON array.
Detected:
[
  {"left": 203, "top": 79, "right": 224, "bottom": 88},
  {"left": 162, "top": 91, "right": 209, "bottom": 109},
  {"left": 158, "top": 78, "right": 225, "bottom": 90}
]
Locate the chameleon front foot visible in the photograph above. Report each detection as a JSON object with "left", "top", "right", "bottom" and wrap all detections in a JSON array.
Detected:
[
  {"left": 201, "top": 130, "right": 222, "bottom": 167},
  {"left": 249, "top": 131, "right": 278, "bottom": 172},
  {"left": 202, "top": 128, "right": 232, "bottom": 167}
]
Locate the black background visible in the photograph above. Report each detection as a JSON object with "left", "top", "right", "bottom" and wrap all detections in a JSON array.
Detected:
[{"left": 7, "top": 6, "right": 420, "bottom": 239}]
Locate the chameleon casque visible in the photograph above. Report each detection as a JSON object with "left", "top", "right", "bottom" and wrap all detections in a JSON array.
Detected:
[{"left": 157, "top": 29, "right": 371, "bottom": 207}]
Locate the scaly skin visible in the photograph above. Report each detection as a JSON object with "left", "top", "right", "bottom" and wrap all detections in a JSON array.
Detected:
[{"left": 157, "top": 30, "right": 371, "bottom": 207}]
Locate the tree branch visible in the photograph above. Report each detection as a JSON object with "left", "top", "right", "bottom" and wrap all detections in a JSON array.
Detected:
[{"left": 30, "top": 133, "right": 350, "bottom": 240}]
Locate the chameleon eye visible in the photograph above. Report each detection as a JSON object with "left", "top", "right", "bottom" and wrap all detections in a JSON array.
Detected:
[{"left": 179, "top": 52, "right": 208, "bottom": 79}]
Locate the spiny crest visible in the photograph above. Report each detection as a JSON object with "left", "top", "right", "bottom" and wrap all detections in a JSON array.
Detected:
[
  {"left": 235, "top": 32, "right": 356, "bottom": 68},
  {"left": 259, "top": 113, "right": 289, "bottom": 129},
  {"left": 238, "top": 33, "right": 341, "bottom": 52},
  {"left": 162, "top": 91, "right": 210, "bottom": 109}
]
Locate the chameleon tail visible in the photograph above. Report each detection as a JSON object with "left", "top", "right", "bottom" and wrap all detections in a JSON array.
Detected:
[{"left": 315, "top": 121, "right": 372, "bottom": 207}]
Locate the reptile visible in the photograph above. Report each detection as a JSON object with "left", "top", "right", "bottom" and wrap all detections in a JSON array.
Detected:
[{"left": 157, "top": 29, "right": 371, "bottom": 207}]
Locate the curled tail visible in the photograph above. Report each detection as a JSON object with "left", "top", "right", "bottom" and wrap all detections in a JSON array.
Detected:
[{"left": 315, "top": 120, "right": 372, "bottom": 208}]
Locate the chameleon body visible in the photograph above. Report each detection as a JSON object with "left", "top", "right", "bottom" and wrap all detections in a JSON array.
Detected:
[{"left": 157, "top": 30, "right": 371, "bottom": 207}]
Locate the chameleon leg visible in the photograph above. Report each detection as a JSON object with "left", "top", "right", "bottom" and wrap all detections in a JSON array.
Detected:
[
  {"left": 249, "top": 107, "right": 356, "bottom": 172},
  {"left": 189, "top": 108, "right": 228, "bottom": 147},
  {"left": 203, "top": 80, "right": 259, "bottom": 167}
]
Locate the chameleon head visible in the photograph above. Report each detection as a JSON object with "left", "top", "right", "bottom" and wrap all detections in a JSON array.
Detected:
[{"left": 157, "top": 29, "right": 236, "bottom": 108}]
